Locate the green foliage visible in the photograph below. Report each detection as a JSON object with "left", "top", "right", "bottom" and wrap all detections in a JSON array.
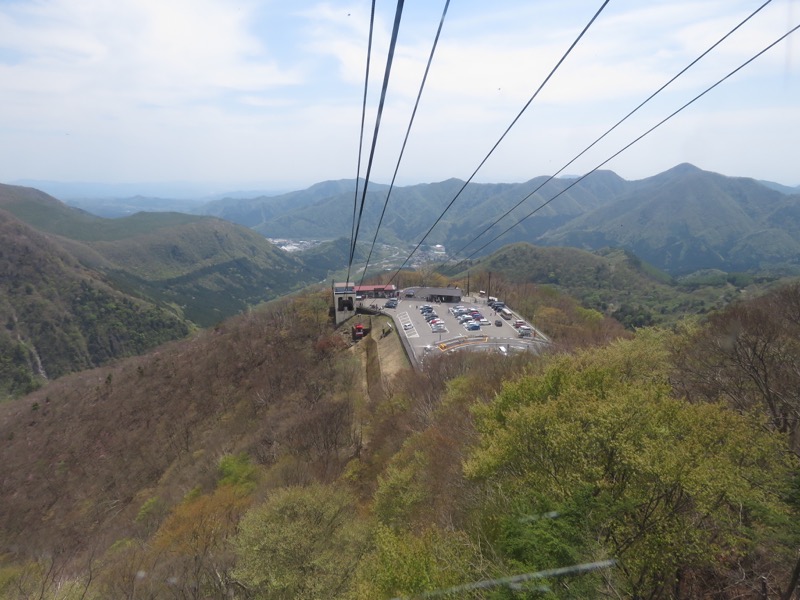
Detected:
[
  {"left": 466, "top": 331, "right": 798, "bottom": 598},
  {"left": 0, "top": 335, "right": 41, "bottom": 399},
  {"left": 217, "top": 452, "right": 259, "bottom": 491},
  {"left": 611, "top": 302, "right": 654, "bottom": 328},
  {"left": 351, "top": 524, "right": 482, "bottom": 599},
  {"left": 0, "top": 565, "right": 22, "bottom": 597},
  {"left": 233, "top": 484, "right": 367, "bottom": 599},
  {"left": 460, "top": 243, "right": 770, "bottom": 330},
  {"left": 135, "top": 496, "right": 163, "bottom": 524},
  {"left": 372, "top": 453, "right": 428, "bottom": 529}
]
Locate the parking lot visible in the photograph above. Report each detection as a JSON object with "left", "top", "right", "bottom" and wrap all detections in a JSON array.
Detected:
[{"left": 382, "top": 297, "right": 545, "bottom": 364}]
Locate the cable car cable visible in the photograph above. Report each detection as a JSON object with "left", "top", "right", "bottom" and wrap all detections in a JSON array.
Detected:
[
  {"left": 455, "top": 22, "right": 800, "bottom": 266},
  {"left": 358, "top": 0, "right": 451, "bottom": 287},
  {"left": 443, "top": 0, "right": 774, "bottom": 265},
  {"left": 386, "top": 0, "right": 611, "bottom": 286},
  {"left": 348, "top": 0, "right": 377, "bottom": 279},
  {"left": 347, "top": 0, "right": 405, "bottom": 286}
]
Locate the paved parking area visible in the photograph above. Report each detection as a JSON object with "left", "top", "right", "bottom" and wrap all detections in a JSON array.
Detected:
[{"left": 382, "top": 297, "right": 546, "bottom": 364}]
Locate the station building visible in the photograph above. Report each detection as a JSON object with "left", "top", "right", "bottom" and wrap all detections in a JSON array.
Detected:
[
  {"left": 353, "top": 284, "right": 397, "bottom": 299},
  {"left": 331, "top": 281, "right": 356, "bottom": 326},
  {"left": 403, "top": 286, "right": 463, "bottom": 303}
]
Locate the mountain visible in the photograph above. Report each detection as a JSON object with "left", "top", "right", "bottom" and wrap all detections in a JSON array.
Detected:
[
  {"left": 0, "top": 183, "right": 324, "bottom": 396},
  {"left": 10, "top": 179, "right": 271, "bottom": 199},
  {"left": 63, "top": 195, "right": 208, "bottom": 218},
  {"left": 759, "top": 179, "right": 800, "bottom": 195},
  {"left": 539, "top": 164, "right": 800, "bottom": 273},
  {"left": 196, "top": 172, "right": 624, "bottom": 248},
  {"left": 0, "top": 292, "right": 360, "bottom": 562},
  {"left": 196, "top": 165, "right": 800, "bottom": 275},
  {"left": 452, "top": 241, "right": 747, "bottom": 328},
  {"left": 0, "top": 208, "right": 189, "bottom": 398}
]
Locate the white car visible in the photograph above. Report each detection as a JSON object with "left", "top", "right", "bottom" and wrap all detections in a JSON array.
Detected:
[{"left": 403, "top": 322, "right": 413, "bottom": 330}]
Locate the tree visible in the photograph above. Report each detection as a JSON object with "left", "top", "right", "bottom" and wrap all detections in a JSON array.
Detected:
[
  {"left": 151, "top": 485, "right": 251, "bottom": 599},
  {"left": 232, "top": 484, "right": 367, "bottom": 599},
  {"left": 350, "top": 525, "right": 483, "bottom": 600},
  {"left": 672, "top": 283, "right": 800, "bottom": 451},
  {"left": 465, "top": 331, "right": 799, "bottom": 599}
]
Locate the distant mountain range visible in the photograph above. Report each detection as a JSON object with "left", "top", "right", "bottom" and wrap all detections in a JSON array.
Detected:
[
  {"left": 40, "top": 165, "right": 800, "bottom": 275},
  {"left": 187, "top": 164, "right": 800, "bottom": 275}
]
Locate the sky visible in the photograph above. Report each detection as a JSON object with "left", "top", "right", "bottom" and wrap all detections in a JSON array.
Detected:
[{"left": 0, "top": 0, "right": 798, "bottom": 195}]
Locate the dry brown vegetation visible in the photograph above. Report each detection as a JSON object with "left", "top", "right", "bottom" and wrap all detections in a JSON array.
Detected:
[
  {"left": 0, "top": 289, "right": 362, "bottom": 561},
  {"left": 0, "top": 280, "right": 536, "bottom": 598},
  {"left": 672, "top": 280, "right": 800, "bottom": 453},
  {"left": 2, "top": 280, "right": 799, "bottom": 599}
]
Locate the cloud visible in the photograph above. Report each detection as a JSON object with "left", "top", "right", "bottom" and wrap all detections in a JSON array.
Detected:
[
  {"left": 0, "top": 0, "right": 797, "bottom": 187},
  {"left": 0, "top": 0, "right": 301, "bottom": 111}
]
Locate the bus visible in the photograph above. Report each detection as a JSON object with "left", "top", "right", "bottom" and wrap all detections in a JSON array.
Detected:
[{"left": 500, "top": 307, "right": 513, "bottom": 320}]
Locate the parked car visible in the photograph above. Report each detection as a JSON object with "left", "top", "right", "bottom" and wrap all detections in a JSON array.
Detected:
[
  {"left": 479, "top": 318, "right": 491, "bottom": 326},
  {"left": 403, "top": 322, "right": 413, "bottom": 330},
  {"left": 466, "top": 323, "right": 481, "bottom": 331}
]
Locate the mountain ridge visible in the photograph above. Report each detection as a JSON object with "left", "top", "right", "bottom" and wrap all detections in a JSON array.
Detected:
[
  {"left": 188, "top": 164, "right": 798, "bottom": 274},
  {"left": 0, "top": 183, "right": 329, "bottom": 396}
]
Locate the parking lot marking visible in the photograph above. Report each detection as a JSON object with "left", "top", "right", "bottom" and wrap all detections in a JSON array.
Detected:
[{"left": 398, "top": 311, "right": 420, "bottom": 338}]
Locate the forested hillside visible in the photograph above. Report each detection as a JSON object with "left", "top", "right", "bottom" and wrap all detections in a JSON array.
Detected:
[
  {"left": 196, "top": 164, "right": 800, "bottom": 275},
  {"left": 540, "top": 164, "right": 800, "bottom": 274},
  {"left": 0, "top": 184, "right": 318, "bottom": 328},
  {"left": 0, "top": 209, "right": 189, "bottom": 399},
  {"left": 457, "top": 242, "right": 763, "bottom": 329},
  {"left": 0, "top": 184, "right": 329, "bottom": 397},
  {"left": 2, "top": 282, "right": 799, "bottom": 599}
]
